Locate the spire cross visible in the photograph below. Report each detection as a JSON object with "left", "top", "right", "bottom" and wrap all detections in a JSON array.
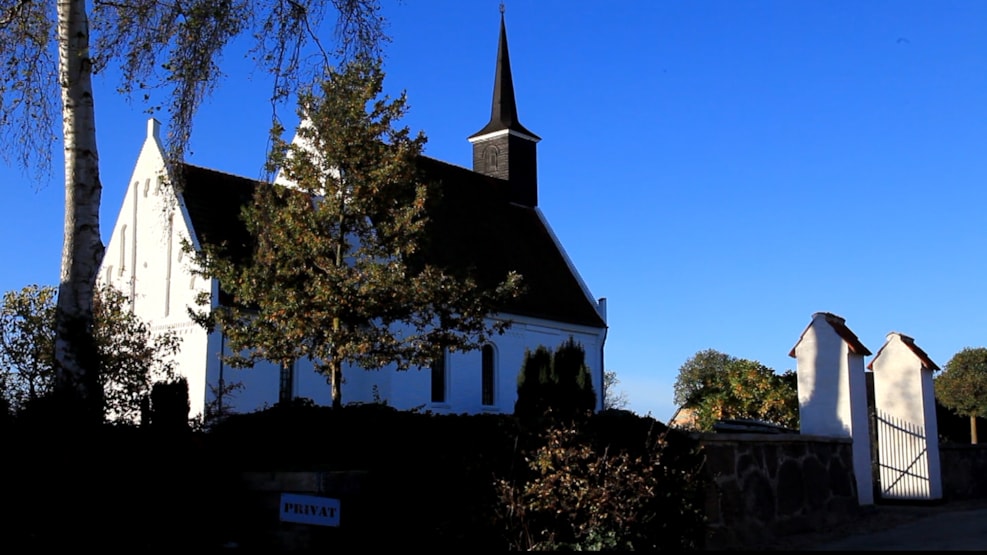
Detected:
[{"left": 500, "top": 3, "right": 505, "bottom": 15}]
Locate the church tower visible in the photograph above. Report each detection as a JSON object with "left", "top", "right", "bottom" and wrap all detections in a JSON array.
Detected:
[{"left": 468, "top": 6, "right": 541, "bottom": 207}]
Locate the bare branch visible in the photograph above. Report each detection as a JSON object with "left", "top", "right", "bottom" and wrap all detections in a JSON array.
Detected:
[{"left": 0, "top": 0, "right": 57, "bottom": 181}]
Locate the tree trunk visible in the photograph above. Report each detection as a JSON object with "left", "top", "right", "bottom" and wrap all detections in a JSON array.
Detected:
[
  {"left": 53, "top": 0, "right": 104, "bottom": 424},
  {"left": 972, "top": 414, "right": 979, "bottom": 445}
]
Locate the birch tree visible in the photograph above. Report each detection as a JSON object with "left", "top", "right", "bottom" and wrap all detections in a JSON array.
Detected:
[{"left": 0, "top": 0, "right": 386, "bottom": 423}]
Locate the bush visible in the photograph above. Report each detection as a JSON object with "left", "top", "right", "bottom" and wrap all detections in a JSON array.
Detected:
[{"left": 494, "top": 414, "right": 707, "bottom": 551}]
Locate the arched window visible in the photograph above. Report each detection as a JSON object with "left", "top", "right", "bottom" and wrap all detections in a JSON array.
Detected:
[
  {"left": 431, "top": 351, "right": 447, "bottom": 404},
  {"left": 484, "top": 145, "right": 499, "bottom": 171},
  {"left": 279, "top": 361, "right": 295, "bottom": 404},
  {"left": 481, "top": 344, "right": 495, "bottom": 406}
]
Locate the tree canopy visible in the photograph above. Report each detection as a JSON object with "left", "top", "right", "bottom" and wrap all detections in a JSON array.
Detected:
[
  {"left": 935, "top": 346, "right": 987, "bottom": 444},
  {"left": 672, "top": 348, "right": 798, "bottom": 431},
  {"left": 191, "top": 56, "right": 522, "bottom": 409},
  {"left": 0, "top": 284, "right": 179, "bottom": 423}
]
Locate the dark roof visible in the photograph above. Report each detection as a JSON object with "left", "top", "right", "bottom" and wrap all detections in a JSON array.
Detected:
[
  {"left": 179, "top": 164, "right": 265, "bottom": 265},
  {"left": 789, "top": 312, "right": 872, "bottom": 358},
  {"left": 468, "top": 12, "right": 539, "bottom": 141},
  {"left": 866, "top": 332, "right": 940, "bottom": 371},
  {"left": 177, "top": 158, "right": 605, "bottom": 329}
]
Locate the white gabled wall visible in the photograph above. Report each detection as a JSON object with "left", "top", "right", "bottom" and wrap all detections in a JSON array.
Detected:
[{"left": 98, "top": 119, "right": 213, "bottom": 421}]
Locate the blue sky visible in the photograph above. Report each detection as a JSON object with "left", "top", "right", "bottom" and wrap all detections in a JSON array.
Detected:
[{"left": 2, "top": 1, "right": 987, "bottom": 422}]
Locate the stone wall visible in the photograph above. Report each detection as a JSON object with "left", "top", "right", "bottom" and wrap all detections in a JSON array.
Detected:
[
  {"left": 700, "top": 433, "right": 987, "bottom": 549},
  {"left": 698, "top": 432, "right": 862, "bottom": 550}
]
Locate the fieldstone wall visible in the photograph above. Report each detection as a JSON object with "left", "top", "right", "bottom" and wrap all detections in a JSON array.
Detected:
[{"left": 698, "top": 432, "right": 863, "bottom": 550}]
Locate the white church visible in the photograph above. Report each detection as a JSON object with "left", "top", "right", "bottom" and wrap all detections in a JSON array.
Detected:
[{"left": 98, "top": 12, "right": 608, "bottom": 422}]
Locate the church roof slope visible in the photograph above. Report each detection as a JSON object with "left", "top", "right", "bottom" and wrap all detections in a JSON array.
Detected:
[{"left": 177, "top": 157, "right": 605, "bottom": 329}]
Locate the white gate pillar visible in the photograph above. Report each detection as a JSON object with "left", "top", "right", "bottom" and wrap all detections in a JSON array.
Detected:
[
  {"left": 790, "top": 312, "right": 874, "bottom": 506},
  {"left": 869, "top": 332, "right": 942, "bottom": 501}
]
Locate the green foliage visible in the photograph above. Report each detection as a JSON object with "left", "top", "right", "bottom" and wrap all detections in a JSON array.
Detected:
[
  {"left": 494, "top": 420, "right": 706, "bottom": 551},
  {"left": 936, "top": 347, "right": 987, "bottom": 444},
  {"left": 673, "top": 349, "right": 798, "bottom": 431},
  {"left": 515, "top": 336, "right": 597, "bottom": 421},
  {"left": 673, "top": 348, "right": 732, "bottom": 407},
  {"left": 0, "top": 284, "right": 179, "bottom": 423},
  {"left": 0, "top": 284, "right": 56, "bottom": 410},
  {"left": 191, "top": 56, "right": 521, "bottom": 409}
]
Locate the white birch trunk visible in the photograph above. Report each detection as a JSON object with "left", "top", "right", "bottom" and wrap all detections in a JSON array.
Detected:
[{"left": 54, "top": 0, "right": 104, "bottom": 421}]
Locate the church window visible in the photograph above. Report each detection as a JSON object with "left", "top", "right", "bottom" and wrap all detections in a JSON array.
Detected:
[
  {"left": 484, "top": 145, "right": 499, "bottom": 171},
  {"left": 279, "top": 361, "right": 295, "bottom": 404},
  {"left": 482, "top": 344, "right": 495, "bottom": 406},
  {"left": 431, "top": 351, "right": 447, "bottom": 404}
]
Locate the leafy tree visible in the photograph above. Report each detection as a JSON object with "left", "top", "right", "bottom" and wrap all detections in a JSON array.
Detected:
[
  {"left": 603, "top": 369, "right": 630, "bottom": 410},
  {"left": 673, "top": 348, "right": 732, "bottom": 408},
  {"left": 935, "top": 347, "right": 987, "bottom": 445},
  {"left": 0, "top": 284, "right": 179, "bottom": 423},
  {"left": 514, "top": 337, "right": 597, "bottom": 420},
  {"left": 0, "top": 285, "right": 56, "bottom": 409},
  {"left": 0, "top": 0, "right": 387, "bottom": 424},
  {"left": 191, "top": 56, "right": 522, "bottom": 409},
  {"left": 672, "top": 349, "right": 798, "bottom": 431}
]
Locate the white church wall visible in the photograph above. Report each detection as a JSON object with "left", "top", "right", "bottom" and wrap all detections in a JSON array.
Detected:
[
  {"left": 200, "top": 313, "right": 605, "bottom": 417},
  {"left": 99, "top": 119, "right": 217, "bottom": 421}
]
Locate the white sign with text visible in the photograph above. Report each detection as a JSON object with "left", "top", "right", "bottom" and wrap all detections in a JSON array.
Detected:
[{"left": 279, "top": 493, "right": 341, "bottom": 527}]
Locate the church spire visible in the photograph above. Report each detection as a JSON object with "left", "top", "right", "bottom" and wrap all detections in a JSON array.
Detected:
[
  {"left": 470, "top": 5, "right": 539, "bottom": 141},
  {"left": 469, "top": 5, "right": 540, "bottom": 206}
]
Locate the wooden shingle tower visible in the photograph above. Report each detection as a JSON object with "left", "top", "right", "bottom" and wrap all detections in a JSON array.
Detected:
[{"left": 468, "top": 6, "right": 541, "bottom": 207}]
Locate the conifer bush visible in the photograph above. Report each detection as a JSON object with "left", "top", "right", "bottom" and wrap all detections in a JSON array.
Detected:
[{"left": 514, "top": 336, "right": 597, "bottom": 422}]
